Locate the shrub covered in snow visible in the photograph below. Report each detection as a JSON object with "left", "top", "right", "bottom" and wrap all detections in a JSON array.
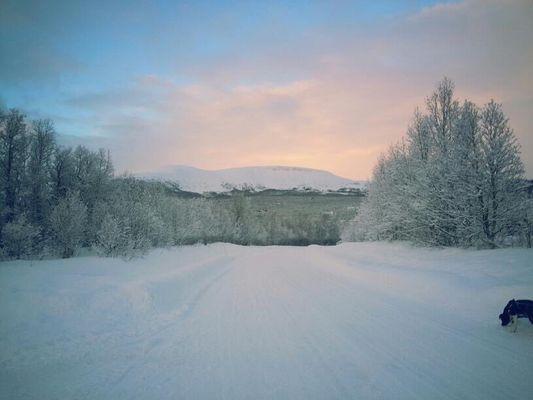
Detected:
[{"left": 0, "top": 215, "right": 39, "bottom": 259}]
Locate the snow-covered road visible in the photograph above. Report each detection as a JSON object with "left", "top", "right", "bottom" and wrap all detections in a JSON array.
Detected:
[{"left": 1, "top": 243, "right": 533, "bottom": 399}]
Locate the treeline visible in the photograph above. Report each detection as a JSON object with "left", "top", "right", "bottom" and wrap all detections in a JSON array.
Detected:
[
  {"left": 0, "top": 108, "right": 115, "bottom": 258},
  {"left": 90, "top": 183, "right": 341, "bottom": 258},
  {"left": 0, "top": 108, "right": 341, "bottom": 259},
  {"left": 343, "top": 78, "right": 532, "bottom": 248}
]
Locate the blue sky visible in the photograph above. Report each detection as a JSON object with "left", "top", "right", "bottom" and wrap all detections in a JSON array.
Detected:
[{"left": 1, "top": 0, "right": 532, "bottom": 179}]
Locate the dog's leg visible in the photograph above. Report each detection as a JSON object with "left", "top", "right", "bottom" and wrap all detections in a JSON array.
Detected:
[{"left": 511, "top": 315, "right": 518, "bottom": 333}]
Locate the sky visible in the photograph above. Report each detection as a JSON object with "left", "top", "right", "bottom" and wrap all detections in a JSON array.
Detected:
[{"left": 1, "top": 0, "right": 532, "bottom": 180}]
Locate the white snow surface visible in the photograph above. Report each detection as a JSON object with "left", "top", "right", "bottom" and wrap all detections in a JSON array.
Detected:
[
  {"left": 139, "top": 165, "right": 365, "bottom": 193},
  {"left": 1, "top": 242, "right": 533, "bottom": 400}
]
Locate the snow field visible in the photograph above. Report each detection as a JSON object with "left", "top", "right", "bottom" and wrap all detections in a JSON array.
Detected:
[{"left": 1, "top": 243, "right": 532, "bottom": 399}]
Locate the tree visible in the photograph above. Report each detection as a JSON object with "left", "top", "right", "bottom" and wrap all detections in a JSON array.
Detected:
[
  {"left": 72, "top": 146, "right": 113, "bottom": 208},
  {"left": 228, "top": 194, "right": 252, "bottom": 244},
  {"left": 72, "top": 146, "right": 114, "bottom": 243},
  {"left": 0, "top": 109, "right": 28, "bottom": 226},
  {"left": 26, "top": 119, "right": 56, "bottom": 227},
  {"left": 449, "top": 100, "right": 483, "bottom": 245},
  {"left": 478, "top": 100, "right": 525, "bottom": 247},
  {"left": 51, "top": 146, "right": 75, "bottom": 200},
  {"left": 425, "top": 77, "right": 459, "bottom": 156},
  {"left": 347, "top": 78, "right": 528, "bottom": 248},
  {"left": 49, "top": 191, "right": 87, "bottom": 258},
  {"left": 406, "top": 108, "right": 432, "bottom": 162},
  {"left": 1, "top": 214, "right": 39, "bottom": 259},
  {"left": 522, "top": 192, "right": 533, "bottom": 248},
  {"left": 424, "top": 78, "right": 461, "bottom": 245},
  {"left": 95, "top": 214, "right": 125, "bottom": 257}
]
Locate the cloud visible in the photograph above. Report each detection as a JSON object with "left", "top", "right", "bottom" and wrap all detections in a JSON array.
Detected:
[
  {"left": 39, "top": 0, "right": 533, "bottom": 178},
  {"left": 61, "top": 75, "right": 416, "bottom": 179}
]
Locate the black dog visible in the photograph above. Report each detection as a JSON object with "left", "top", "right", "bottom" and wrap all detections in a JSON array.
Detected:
[{"left": 499, "top": 299, "right": 533, "bottom": 332}]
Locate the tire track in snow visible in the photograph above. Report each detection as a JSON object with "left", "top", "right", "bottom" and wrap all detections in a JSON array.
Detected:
[{"left": 100, "top": 255, "right": 235, "bottom": 397}]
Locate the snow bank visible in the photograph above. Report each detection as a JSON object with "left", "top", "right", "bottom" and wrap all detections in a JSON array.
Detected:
[{"left": 1, "top": 243, "right": 532, "bottom": 399}]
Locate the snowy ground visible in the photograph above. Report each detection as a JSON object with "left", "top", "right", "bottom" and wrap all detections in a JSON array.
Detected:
[{"left": 1, "top": 243, "right": 533, "bottom": 400}]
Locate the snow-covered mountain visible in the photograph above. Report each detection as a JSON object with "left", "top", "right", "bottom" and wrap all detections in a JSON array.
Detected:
[{"left": 140, "top": 165, "right": 365, "bottom": 193}]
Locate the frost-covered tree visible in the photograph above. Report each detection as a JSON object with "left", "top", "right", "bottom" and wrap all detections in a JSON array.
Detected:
[
  {"left": 73, "top": 147, "right": 113, "bottom": 209},
  {"left": 95, "top": 214, "right": 125, "bottom": 257},
  {"left": 0, "top": 109, "right": 28, "bottom": 226},
  {"left": 1, "top": 214, "right": 39, "bottom": 259},
  {"left": 448, "top": 101, "right": 483, "bottom": 245},
  {"left": 424, "top": 78, "right": 462, "bottom": 245},
  {"left": 406, "top": 108, "right": 432, "bottom": 162},
  {"left": 51, "top": 147, "right": 75, "bottom": 200},
  {"left": 347, "top": 78, "right": 528, "bottom": 248},
  {"left": 522, "top": 194, "right": 533, "bottom": 248},
  {"left": 426, "top": 77, "right": 459, "bottom": 156},
  {"left": 26, "top": 119, "right": 56, "bottom": 227},
  {"left": 101, "top": 177, "right": 175, "bottom": 255},
  {"left": 228, "top": 194, "right": 253, "bottom": 244},
  {"left": 71, "top": 146, "right": 114, "bottom": 243},
  {"left": 50, "top": 191, "right": 87, "bottom": 258},
  {"left": 478, "top": 100, "right": 525, "bottom": 247}
]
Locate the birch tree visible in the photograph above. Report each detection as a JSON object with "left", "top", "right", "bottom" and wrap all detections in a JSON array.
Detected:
[
  {"left": 478, "top": 100, "right": 525, "bottom": 247},
  {"left": 0, "top": 109, "right": 28, "bottom": 226},
  {"left": 347, "top": 79, "right": 527, "bottom": 248},
  {"left": 27, "top": 119, "right": 56, "bottom": 227}
]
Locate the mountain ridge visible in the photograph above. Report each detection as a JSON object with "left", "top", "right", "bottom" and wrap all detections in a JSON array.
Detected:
[{"left": 139, "top": 165, "right": 366, "bottom": 193}]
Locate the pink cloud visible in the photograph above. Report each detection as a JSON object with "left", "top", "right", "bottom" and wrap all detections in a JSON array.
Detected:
[{"left": 66, "top": 0, "right": 533, "bottom": 179}]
